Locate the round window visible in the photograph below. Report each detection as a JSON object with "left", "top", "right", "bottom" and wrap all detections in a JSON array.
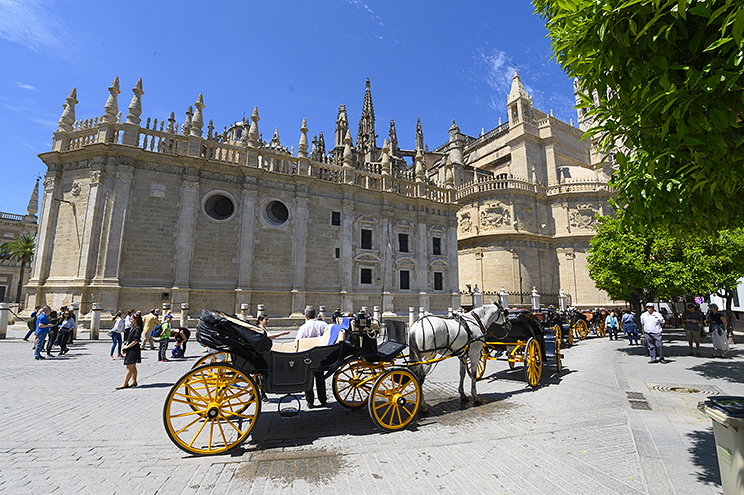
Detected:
[
  {"left": 204, "top": 193, "right": 236, "bottom": 222},
  {"left": 266, "top": 200, "right": 289, "bottom": 225}
]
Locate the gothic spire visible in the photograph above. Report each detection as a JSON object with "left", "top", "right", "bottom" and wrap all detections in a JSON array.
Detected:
[
  {"left": 415, "top": 116, "right": 424, "bottom": 151},
  {"left": 356, "top": 78, "right": 376, "bottom": 160}
]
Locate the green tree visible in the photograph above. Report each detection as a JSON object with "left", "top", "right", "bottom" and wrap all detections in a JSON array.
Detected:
[
  {"left": 587, "top": 216, "right": 688, "bottom": 312},
  {"left": 534, "top": 0, "right": 744, "bottom": 232},
  {"left": 0, "top": 234, "right": 35, "bottom": 304}
]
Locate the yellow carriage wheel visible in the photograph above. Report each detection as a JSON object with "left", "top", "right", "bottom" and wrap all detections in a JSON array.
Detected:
[
  {"left": 476, "top": 346, "right": 488, "bottom": 380},
  {"left": 596, "top": 320, "right": 607, "bottom": 338},
  {"left": 554, "top": 326, "right": 562, "bottom": 372},
  {"left": 368, "top": 368, "right": 421, "bottom": 431},
  {"left": 576, "top": 319, "right": 589, "bottom": 340},
  {"left": 567, "top": 324, "right": 574, "bottom": 346},
  {"left": 192, "top": 351, "right": 231, "bottom": 368},
  {"left": 523, "top": 338, "right": 542, "bottom": 388},
  {"left": 163, "top": 364, "right": 260, "bottom": 456},
  {"left": 332, "top": 359, "right": 383, "bottom": 408}
]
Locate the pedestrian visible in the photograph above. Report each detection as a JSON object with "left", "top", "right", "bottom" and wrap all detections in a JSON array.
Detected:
[
  {"left": 641, "top": 302, "right": 666, "bottom": 363},
  {"left": 118, "top": 312, "right": 143, "bottom": 389},
  {"left": 123, "top": 308, "right": 134, "bottom": 343},
  {"left": 171, "top": 326, "right": 191, "bottom": 358},
  {"left": 141, "top": 309, "right": 160, "bottom": 350},
  {"left": 158, "top": 314, "right": 173, "bottom": 362},
  {"left": 681, "top": 303, "right": 704, "bottom": 357},
  {"left": 295, "top": 306, "right": 328, "bottom": 408},
  {"left": 33, "top": 306, "right": 52, "bottom": 360},
  {"left": 109, "top": 310, "right": 125, "bottom": 359},
  {"left": 60, "top": 306, "right": 76, "bottom": 346},
  {"left": 45, "top": 310, "right": 59, "bottom": 357},
  {"left": 23, "top": 306, "right": 41, "bottom": 341},
  {"left": 708, "top": 303, "right": 729, "bottom": 358},
  {"left": 605, "top": 310, "right": 619, "bottom": 340},
  {"left": 621, "top": 310, "right": 639, "bottom": 345},
  {"left": 57, "top": 309, "right": 75, "bottom": 356}
]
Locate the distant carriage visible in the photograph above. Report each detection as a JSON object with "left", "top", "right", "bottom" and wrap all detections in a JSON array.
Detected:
[{"left": 475, "top": 309, "right": 562, "bottom": 387}]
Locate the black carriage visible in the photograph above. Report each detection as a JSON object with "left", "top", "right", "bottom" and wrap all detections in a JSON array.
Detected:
[
  {"left": 162, "top": 309, "right": 419, "bottom": 456},
  {"left": 476, "top": 309, "right": 561, "bottom": 387}
]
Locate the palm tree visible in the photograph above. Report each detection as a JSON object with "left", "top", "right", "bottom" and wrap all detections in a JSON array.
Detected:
[{"left": 0, "top": 234, "right": 35, "bottom": 303}]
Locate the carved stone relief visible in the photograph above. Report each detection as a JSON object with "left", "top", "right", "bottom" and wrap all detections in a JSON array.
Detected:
[
  {"left": 569, "top": 204, "right": 597, "bottom": 229},
  {"left": 479, "top": 202, "right": 510, "bottom": 230},
  {"left": 459, "top": 211, "right": 477, "bottom": 234}
]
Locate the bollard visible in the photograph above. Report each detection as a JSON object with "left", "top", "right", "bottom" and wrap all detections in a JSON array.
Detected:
[
  {"left": 90, "top": 303, "right": 102, "bottom": 340},
  {"left": 318, "top": 306, "right": 326, "bottom": 320},
  {"left": 473, "top": 286, "right": 483, "bottom": 308},
  {"left": 499, "top": 285, "right": 509, "bottom": 309},
  {"left": 419, "top": 307, "right": 425, "bottom": 319},
  {"left": 531, "top": 287, "right": 541, "bottom": 311},
  {"left": 180, "top": 303, "right": 189, "bottom": 328},
  {"left": 71, "top": 302, "right": 81, "bottom": 339},
  {"left": 361, "top": 306, "right": 368, "bottom": 314},
  {"left": 240, "top": 303, "right": 249, "bottom": 321},
  {"left": 373, "top": 306, "right": 380, "bottom": 322},
  {"left": 448, "top": 307, "right": 453, "bottom": 318},
  {"left": 0, "top": 303, "right": 9, "bottom": 339},
  {"left": 257, "top": 304, "right": 265, "bottom": 317},
  {"left": 162, "top": 303, "right": 171, "bottom": 317},
  {"left": 409, "top": 307, "right": 415, "bottom": 328}
]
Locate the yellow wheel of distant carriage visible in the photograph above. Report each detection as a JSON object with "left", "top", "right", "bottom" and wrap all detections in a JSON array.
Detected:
[
  {"left": 163, "top": 364, "right": 260, "bottom": 455},
  {"left": 368, "top": 368, "right": 421, "bottom": 431},
  {"left": 554, "top": 326, "right": 562, "bottom": 372},
  {"left": 576, "top": 319, "right": 589, "bottom": 340},
  {"left": 192, "top": 351, "right": 231, "bottom": 368},
  {"left": 523, "top": 338, "right": 542, "bottom": 388},
  {"left": 596, "top": 320, "right": 607, "bottom": 338},
  {"left": 332, "top": 359, "right": 384, "bottom": 408},
  {"left": 566, "top": 324, "right": 574, "bottom": 346}
]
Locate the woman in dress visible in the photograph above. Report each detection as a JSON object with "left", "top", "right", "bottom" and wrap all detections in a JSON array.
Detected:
[
  {"left": 709, "top": 303, "right": 729, "bottom": 358},
  {"left": 256, "top": 314, "right": 290, "bottom": 339},
  {"left": 118, "top": 312, "right": 143, "bottom": 389},
  {"left": 110, "top": 310, "right": 125, "bottom": 360}
]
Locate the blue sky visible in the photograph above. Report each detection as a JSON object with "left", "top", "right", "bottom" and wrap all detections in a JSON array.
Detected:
[{"left": 0, "top": 0, "right": 577, "bottom": 215}]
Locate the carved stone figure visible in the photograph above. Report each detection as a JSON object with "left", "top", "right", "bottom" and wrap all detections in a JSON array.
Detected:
[
  {"left": 569, "top": 204, "right": 597, "bottom": 229},
  {"left": 459, "top": 212, "right": 476, "bottom": 234},
  {"left": 480, "top": 203, "right": 510, "bottom": 229}
]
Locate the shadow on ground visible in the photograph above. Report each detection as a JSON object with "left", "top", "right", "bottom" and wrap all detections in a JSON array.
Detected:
[{"left": 687, "top": 427, "right": 722, "bottom": 488}]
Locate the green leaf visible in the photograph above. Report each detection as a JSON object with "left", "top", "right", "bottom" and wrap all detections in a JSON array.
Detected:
[
  {"left": 733, "top": 7, "right": 744, "bottom": 45},
  {"left": 710, "top": 108, "right": 730, "bottom": 130}
]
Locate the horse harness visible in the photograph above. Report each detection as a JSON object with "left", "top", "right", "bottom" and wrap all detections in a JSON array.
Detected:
[{"left": 419, "top": 312, "right": 486, "bottom": 358}]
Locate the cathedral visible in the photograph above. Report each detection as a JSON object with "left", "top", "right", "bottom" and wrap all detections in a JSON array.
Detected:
[{"left": 29, "top": 73, "right": 614, "bottom": 321}]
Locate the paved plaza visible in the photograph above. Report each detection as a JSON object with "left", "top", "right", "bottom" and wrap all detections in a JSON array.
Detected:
[{"left": 1, "top": 323, "right": 742, "bottom": 494}]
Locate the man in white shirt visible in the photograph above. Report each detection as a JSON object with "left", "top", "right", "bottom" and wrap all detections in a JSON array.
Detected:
[
  {"left": 640, "top": 302, "right": 666, "bottom": 364},
  {"left": 296, "top": 306, "right": 328, "bottom": 408}
]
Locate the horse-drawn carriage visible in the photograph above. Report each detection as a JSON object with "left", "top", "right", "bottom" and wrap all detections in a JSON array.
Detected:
[
  {"left": 475, "top": 309, "right": 562, "bottom": 387},
  {"left": 162, "top": 304, "right": 508, "bottom": 455}
]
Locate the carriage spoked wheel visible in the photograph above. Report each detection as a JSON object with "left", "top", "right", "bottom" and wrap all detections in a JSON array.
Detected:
[
  {"left": 596, "top": 320, "right": 607, "bottom": 338},
  {"left": 554, "top": 326, "right": 562, "bottom": 372},
  {"left": 332, "top": 359, "right": 383, "bottom": 408},
  {"left": 508, "top": 346, "right": 517, "bottom": 369},
  {"left": 566, "top": 325, "right": 574, "bottom": 346},
  {"left": 368, "top": 367, "right": 421, "bottom": 431},
  {"left": 523, "top": 338, "right": 542, "bottom": 388},
  {"left": 192, "top": 351, "right": 231, "bottom": 368},
  {"left": 575, "top": 319, "right": 589, "bottom": 340},
  {"left": 163, "top": 363, "right": 261, "bottom": 455},
  {"left": 476, "top": 346, "right": 489, "bottom": 380}
]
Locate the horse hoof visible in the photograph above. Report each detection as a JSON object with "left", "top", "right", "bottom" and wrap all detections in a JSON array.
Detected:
[
  {"left": 473, "top": 399, "right": 481, "bottom": 406},
  {"left": 460, "top": 396, "right": 469, "bottom": 403},
  {"left": 419, "top": 407, "right": 430, "bottom": 416}
]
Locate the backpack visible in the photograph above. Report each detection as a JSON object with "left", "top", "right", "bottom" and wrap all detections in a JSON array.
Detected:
[
  {"left": 150, "top": 323, "right": 163, "bottom": 338},
  {"left": 27, "top": 316, "right": 37, "bottom": 331}
]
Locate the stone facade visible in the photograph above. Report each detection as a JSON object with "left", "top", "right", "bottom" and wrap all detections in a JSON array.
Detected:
[
  {"left": 0, "top": 183, "right": 38, "bottom": 304},
  {"left": 428, "top": 72, "right": 617, "bottom": 308},
  {"left": 31, "top": 78, "right": 461, "bottom": 319}
]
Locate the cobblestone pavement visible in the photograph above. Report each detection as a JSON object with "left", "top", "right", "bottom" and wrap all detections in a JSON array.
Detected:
[{"left": 1, "top": 324, "right": 742, "bottom": 494}]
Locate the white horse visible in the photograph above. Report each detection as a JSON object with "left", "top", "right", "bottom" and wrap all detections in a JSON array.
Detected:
[{"left": 408, "top": 302, "right": 510, "bottom": 413}]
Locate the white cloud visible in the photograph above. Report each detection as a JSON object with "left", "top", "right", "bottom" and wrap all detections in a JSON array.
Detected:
[
  {"left": 476, "top": 49, "right": 515, "bottom": 97},
  {"left": 16, "top": 82, "right": 39, "bottom": 92},
  {"left": 0, "top": 0, "right": 66, "bottom": 51}
]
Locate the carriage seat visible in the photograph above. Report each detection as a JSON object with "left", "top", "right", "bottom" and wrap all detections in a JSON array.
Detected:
[
  {"left": 297, "top": 325, "right": 346, "bottom": 351},
  {"left": 271, "top": 341, "right": 299, "bottom": 353}
]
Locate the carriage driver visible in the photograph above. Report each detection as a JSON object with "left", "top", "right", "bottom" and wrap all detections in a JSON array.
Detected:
[{"left": 296, "top": 306, "right": 328, "bottom": 408}]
